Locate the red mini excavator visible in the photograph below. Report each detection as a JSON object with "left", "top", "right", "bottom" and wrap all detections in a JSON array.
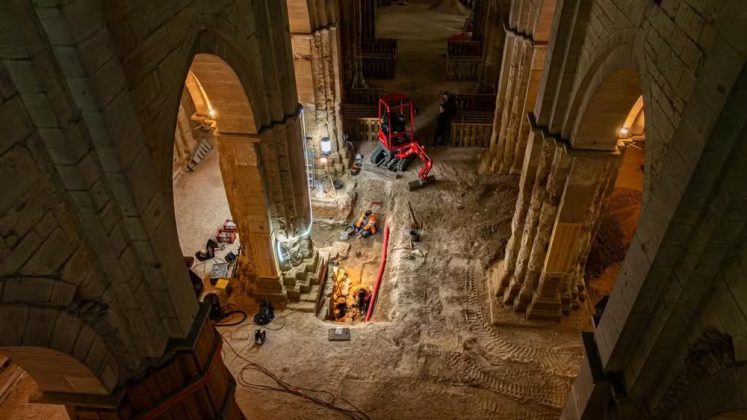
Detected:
[{"left": 369, "top": 93, "right": 434, "bottom": 190}]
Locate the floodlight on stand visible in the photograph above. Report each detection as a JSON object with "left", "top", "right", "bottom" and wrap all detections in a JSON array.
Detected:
[
  {"left": 618, "top": 127, "right": 630, "bottom": 137},
  {"left": 320, "top": 136, "right": 332, "bottom": 156}
]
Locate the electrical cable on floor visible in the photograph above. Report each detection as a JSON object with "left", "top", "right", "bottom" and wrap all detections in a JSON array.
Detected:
[
  {"left": 222, "top": 337, "right": 371, "bottom": 420},
  {"left": 214, "top": 309, "right": 247, "bottom": 327}
]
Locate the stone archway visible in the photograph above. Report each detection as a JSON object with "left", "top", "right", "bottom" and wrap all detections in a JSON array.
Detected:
[
  {"left": 167, "top": 50, "right": 312, "bottom": 308},
  {"left": 0, "top": 306, "right": 119, "bottom": 400}
]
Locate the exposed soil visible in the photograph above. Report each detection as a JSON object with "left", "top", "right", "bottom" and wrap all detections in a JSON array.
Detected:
[
  {"left": 584, "top": 188, "right": 643, "bottom": 303},
  {"left": 222, "top": 145, "right": 582, "bottom": 420}
]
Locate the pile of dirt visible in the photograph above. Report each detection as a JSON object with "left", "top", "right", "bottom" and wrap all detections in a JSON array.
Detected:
[{"left": 584, "top": 188, "right": 643, "bottom": 299}]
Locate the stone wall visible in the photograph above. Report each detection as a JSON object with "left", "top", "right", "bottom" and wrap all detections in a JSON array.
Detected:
[{"left": 0, "top": 0, "right": 304, "bottom": 414}]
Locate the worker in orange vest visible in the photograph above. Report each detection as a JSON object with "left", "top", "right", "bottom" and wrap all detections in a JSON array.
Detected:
[
  {"left": 360, "top": 213, "right": 378, "bottom": 238},
  {"left": 352, "top": 210, "right": 372, "bottom": 234}
]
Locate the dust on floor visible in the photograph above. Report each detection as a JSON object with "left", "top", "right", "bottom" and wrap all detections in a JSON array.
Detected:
[{"left": 223, "top": 146, "right": 584, "bottom": 420}]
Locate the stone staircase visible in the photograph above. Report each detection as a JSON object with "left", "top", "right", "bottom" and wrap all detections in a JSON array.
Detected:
[{"left": 284, "top": 249, "right": 328, "bottom": 314}]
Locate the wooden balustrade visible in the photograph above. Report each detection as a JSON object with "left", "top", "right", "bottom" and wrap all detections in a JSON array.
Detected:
[
  {"left": 446, "top": 39, "right": 483, "bottom": 81},
  {"left": 341, "top": 103, "right": 379, "bottom": 142},
  {"left": 362, "top": 38, "right": 397, "bottom": 55},
  {"left": 362, "top": 38, "right": 397, "bottom": 79},
  {"left": 446, "top": 57, "right": 480, "bottom": 81},
  {"left": 450, "top": 111, "right": 493, "bottom": 148},
  {"left": 447, "top": 39, "right": 483, "bottom": 56}
]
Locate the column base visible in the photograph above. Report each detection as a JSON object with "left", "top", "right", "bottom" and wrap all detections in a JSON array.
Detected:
[
  {"left": 526, "top": 293, "right": 562, "bottom": 321},
  {"left": 502, "top": 274, "right": 523, "bottom": 307},
  {"left": 65, "top": 304, "right": 246, "bottom": 419}
]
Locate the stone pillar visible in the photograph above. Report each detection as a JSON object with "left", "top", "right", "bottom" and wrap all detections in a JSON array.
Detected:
[
  {"left": 523, "top": 150, "right": 620, "bottom": 321},
  {"left": 513, "top": 140, "right": 571, "bottom": 312},
  {"left": 510, "top": 43, "right": 547, "bottom": 173},
  {"left": 472, "top": 0, "right": 490, "bottom": 41},
  {"left": 216, "top": 132, "right": 285, "bottom": 307},
  {"left": 477, "top": 0, "right": 508, "bottom": 92},
  {"left": 63, "top": 306, "right": 245, "bottom": 419},
  {"left": 340, "top": 0, "right": 367, "bottom": 88},
  {"left": 493, "top": 123, "right": 548, "bottom": 298},
  {"left": 481, "top": 33, "right": 549, "bottom": 176},
  {"left": 291, "top": 24, "right": 346, "bottom": 171},
  {"left": 499, "top": 39, "right": 533, "bottom": 175},
  {"left": 361, "top": 0, "right": 376, "bottom": 39}
]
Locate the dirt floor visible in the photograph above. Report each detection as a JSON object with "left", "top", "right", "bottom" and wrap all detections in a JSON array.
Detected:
[{"left": 222, "top": 144, "right": 583, "bottom": 420}]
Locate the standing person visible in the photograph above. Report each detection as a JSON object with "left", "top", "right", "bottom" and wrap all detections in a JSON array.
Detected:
[
  {"left": 442, "top": 91, "right": 457, "bottom": 119},
  {"left": 434, "top": 104, "right": 450, "bottom": 146}
]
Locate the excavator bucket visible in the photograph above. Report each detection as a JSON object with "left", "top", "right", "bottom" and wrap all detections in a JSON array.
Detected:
[{"left": 407, "top": 175, "right": 435, "bottom": 191}]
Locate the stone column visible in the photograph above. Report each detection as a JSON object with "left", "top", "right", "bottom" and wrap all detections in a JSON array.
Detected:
[
  {"left": 64, "top": 306, "right": 245, "bottom": 419},
  {"left": 499, "top": 38, "right": 533, "bottom": 175},
  {"left": 361, "top": 0, "right": 376, "bottom": 39},
  {"left": 340, "top": 0, "right": 367, "bottom": 88},
  {"left": 513, "top": 140, "right": 571, "bottom": 312},
  {"left": 216, "top": 132, "right": 285, "bottom": 307},
  {"left": 493, "top": 121, "right": 546, "bottom": 298},
  {"left": 510, "top": 43, "right": 546, "bottom": 173},
  {"left": 526, "top": 151, "right": 621, "bottom": 320},
  {"left": 478, "top": 0, "right": 508, "bottom": 92},
  {"left": 291, "top": 24, "right": 346, "bottom": 171}
]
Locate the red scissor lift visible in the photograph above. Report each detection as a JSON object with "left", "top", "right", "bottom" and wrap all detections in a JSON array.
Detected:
[{"left": 369, "top": 94, "right": 434, "bottom": 190}]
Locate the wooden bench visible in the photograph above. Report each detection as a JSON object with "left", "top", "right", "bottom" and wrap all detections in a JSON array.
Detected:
[
  {"left": 342, "top": 103, "right": 379, "bottom": 143},
  {"left": 362, "top": 38, "right": 397, "bottom": 79},
  {"left": 450, "top": 111, "right": 493, "bottom": 148},
  {"left": 446, "top": 39, "right": 483, "bottom": 82}
]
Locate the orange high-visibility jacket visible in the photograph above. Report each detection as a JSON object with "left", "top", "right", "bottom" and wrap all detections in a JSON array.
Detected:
[
  {"left": 363, "top": 215, "right": 378, "bottom": 234},
  {"left": 354, "top": 212, "right": 368, "bottom": 228}
]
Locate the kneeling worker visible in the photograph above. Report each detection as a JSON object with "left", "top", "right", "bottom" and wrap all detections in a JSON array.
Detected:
[
  {"left": 352, "top": 210, "right": 372, "bottom": 234},
  {"left": 360, "top": 213, "right": 378, "bottom": 238}
]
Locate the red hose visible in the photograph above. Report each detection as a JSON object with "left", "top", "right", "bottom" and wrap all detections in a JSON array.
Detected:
[{"left": 365, "top": 223, "right": 390, "bottom": 322}]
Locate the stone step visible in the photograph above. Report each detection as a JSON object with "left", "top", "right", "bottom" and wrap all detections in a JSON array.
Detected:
[
  {"left": 287, "top": 301, "right": 316, "bottom": 313},
  {"left": 300, "top": 285, "right": 321, "bottom": 303}
]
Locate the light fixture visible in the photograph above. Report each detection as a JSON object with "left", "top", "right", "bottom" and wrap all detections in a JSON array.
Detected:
[
  {"left": 320, "top": 137, "right": 332, "bottom": 156},
  {"left": 619, "top": 127, "right": 629, "bottom": 137},
  {"left": 320, "top": 156, "right": 328, "bottom": 165},
  {"left": 208, "top": 108, "right": 216, "bottom": 119}
]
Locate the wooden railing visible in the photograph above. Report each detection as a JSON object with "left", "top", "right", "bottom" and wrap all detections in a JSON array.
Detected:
[
  {"left": 362, "top": 38, "right": 397, "bottom": 79},
  {"left": 450, "top": 112, "right": 493, "bottom": 148},
  {"left": 362, "top": 38, "right": 397, "bottom": 55},
  {"left": 446, "top": 58, "right": 480, "bottom": 81},
  {"left": 446, "top": 39, "right": 483, "bottom": 82},
  {"left": 447, "top": 39, "right": 483, "bottom": 56},
  {"left": 341, "top": 103, "right": 379, "bottom": 142}
]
